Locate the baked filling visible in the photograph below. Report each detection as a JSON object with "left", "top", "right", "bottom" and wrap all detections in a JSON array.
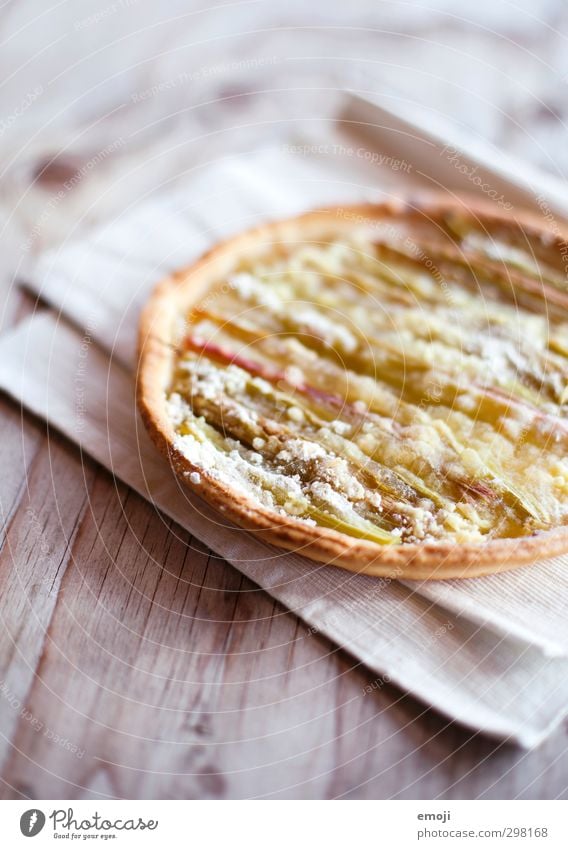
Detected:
[{"left": 166, "top": 212, "right": 568, "bottom": 546}]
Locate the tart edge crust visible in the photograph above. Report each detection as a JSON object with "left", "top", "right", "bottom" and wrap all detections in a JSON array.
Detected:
[{"left": 136, "top": 195, "right": 568, "bottom": 580}]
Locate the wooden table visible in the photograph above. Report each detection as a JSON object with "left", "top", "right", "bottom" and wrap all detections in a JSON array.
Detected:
[{"left": 1, "top": 0, "right": 568, "bottom": 799}]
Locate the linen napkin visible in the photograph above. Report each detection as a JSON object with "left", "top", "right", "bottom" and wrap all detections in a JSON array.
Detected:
[
  {"left": 10, "top": 144, "right": 568, "bottom": 746},
  {"left": 26, "top": 146, "right": 568, "bottom": 651}
]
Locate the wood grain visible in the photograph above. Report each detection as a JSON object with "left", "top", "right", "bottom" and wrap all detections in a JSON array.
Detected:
[{"left": 1, "top": 0, "right": 568, "bottom": 799}]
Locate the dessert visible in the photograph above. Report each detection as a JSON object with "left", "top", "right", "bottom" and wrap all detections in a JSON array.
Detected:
[{"left": 137, "top": 197, "right": 568, "bottom": 578}]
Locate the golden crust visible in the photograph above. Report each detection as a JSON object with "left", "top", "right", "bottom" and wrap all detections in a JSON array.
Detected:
[{"left": 137, "top": 194, "right": 568, "bottom": 580}]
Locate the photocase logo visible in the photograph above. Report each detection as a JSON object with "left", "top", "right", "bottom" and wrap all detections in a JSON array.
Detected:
[
  {"left": 19, "top": 809, "right": 46, "bottom": 837},
  {"left": 18, "top": 806, "right": 158, "bottom": 838}
]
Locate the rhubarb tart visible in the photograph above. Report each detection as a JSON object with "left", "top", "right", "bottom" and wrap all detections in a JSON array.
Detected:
[{"left": 137, "top": 197, "right": 568, "bottom": 578}]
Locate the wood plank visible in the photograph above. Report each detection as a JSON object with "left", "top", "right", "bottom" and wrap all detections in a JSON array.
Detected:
[{"left": 0, "top": 410, "right": 96, "bottom": 784}]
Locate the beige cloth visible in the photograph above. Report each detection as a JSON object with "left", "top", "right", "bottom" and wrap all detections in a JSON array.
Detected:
[{"left": 6, "top": 146, "right": 568, "bottom": 747}]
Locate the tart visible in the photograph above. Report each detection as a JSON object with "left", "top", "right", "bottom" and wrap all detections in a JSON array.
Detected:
[{"left": 137, "top": 196, "right": 568, "bottom": 579}]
